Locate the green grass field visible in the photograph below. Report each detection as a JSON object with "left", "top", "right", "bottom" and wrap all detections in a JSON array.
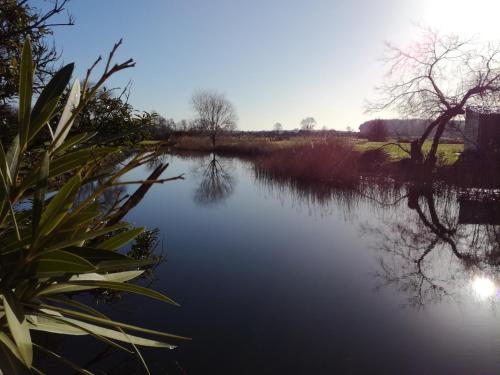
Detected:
[{"left": 354, "top": 139, "right": 464, "bottom": 165}]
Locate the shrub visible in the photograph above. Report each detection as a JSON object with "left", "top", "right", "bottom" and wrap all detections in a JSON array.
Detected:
[{"left": 0, "top": 38, "right": 186, "bottom": 373}]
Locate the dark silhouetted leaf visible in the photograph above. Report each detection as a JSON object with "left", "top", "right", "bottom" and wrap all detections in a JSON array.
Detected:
[
  {"left": 29, "top": 63, "right": 74, "bottom": 141},
  {"left": 36, "top": 250, "right": 96, "bottom": 277}
]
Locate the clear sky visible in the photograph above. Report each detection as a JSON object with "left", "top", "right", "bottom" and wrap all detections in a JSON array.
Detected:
[{"left": 47, "top": 0, "right": 500, "bottom": 131}]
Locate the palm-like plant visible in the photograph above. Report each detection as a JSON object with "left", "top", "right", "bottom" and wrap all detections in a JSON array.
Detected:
[{"left": 0, "top": 38, "right": 186, "bottom": 373}]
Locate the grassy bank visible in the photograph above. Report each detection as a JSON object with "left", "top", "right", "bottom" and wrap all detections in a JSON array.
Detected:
[
  {"left": 172, "top": 135, "right": 382, "bottom": 186},
  {"left": 172, "top": 134, "right": 312, "bottom": 156},
  {"left": 170, "top": 134, "right": 500, "bottom": 188},
  {"left": 354, "top": 139, "right": 463, "bottom": 164},
  {"left": 172, "top": 134, "right": 463, "bottom": 165}
]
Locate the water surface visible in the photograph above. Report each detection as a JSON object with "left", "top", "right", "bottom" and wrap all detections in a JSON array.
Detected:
[{"left": 61, "top": 154, "right": 500, "bottom": 374}]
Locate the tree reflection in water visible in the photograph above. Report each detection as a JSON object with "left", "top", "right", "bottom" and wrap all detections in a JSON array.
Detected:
[
  {"left": 254, "top": 165, "right": 500, "bottom": 308},
  {"left": 364, "top": 184, "right": 500, "bottom": 307},
  {"left": 193, "top": 153, "right": 235, "bottom": 206}
]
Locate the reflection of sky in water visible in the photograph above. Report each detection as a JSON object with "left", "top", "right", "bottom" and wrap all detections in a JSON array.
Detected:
[{"left": 99, "top": 154, "right": 500, "bottom": 374}]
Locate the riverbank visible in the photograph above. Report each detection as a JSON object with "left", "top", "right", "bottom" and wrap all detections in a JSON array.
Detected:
[
  {"left": 166, "top": 134, "right": 477, "bottom": 188},
  {"left": 170, "top": 134, "right": 463, "bottom": 165}
]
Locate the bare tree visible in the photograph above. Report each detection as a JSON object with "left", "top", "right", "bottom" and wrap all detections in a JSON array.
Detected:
[
  {"left": 191, "top": 90, "right": 237, "bottom": 148},
  {"left": 273, "top": 122, "right": 283, "bottom": 132},
  {"left": 368, "top": 29, "right": 500, "bottom": 169},
  {"left": 300, "top": 117, "right": 316, "bottom": 131}
]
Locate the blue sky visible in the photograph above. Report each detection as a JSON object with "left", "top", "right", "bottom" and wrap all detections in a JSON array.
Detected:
[{"left": 47, "top": 0, "right": 499, "bottom": 130}]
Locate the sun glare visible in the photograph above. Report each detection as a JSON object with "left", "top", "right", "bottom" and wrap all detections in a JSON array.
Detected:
[
  {"left": 472, "top": 276, "right": 497, "bottom": 299},
  {"left": 423, "top": 0, "right": 500, "bottom": 38}
]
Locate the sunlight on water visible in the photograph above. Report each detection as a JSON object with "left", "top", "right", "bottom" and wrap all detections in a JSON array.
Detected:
[{"left": 471, "top": 276, "right": 496, "bottom": 299}]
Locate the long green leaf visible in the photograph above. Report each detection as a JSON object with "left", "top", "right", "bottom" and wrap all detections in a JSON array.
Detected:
[
  {"left": 41, "top": 222, "right": 128, "bottom": 253},
  {"left": 19, "top": 147, "right": 116, "bottom": 191},
  {"left": 32, "top": 152, "right": 49, "bottom": 237},
  {"left": 43, "top": 203, "right": 101, "bottom": 247},
  {"left": 64, "top": 246, "right": 130, "bottom": 263},
  {"left": 65, "top": 280, "right": 179, "bottom": 306},
  {"left": 33, "top": 303, "right": 189, "bottom": 341},
  {"left": 28, "top": 314, "right": 85, "bottom": 335},
  {"left": 29, "top": 311, "right": 133, "bottom": 353},
  {"left": 0, "top": 142, "right": 12, "bottom": 187},
  {"left": 62, "top": 247, "right": 158, "bottom": 271},
  {"left": 94, "top": 258, "right": 157, "bottom": 273},
  {"left": 71, "top": 270, "right": 144, "bottom": 282},
  {"left": 38, "top": 173, "right": 81, "bottom": 236},
  {"left": 40, "top": 298, "right": 152, "bottom": 373},
  {"left": 56, "top": 201, "right": 100, "bottom": 232},
  {"left": 61, "top": 316, "right": 176, "bottom": 348},
  {"left": 36, "top": 270, "right": 144, "bottom": 296},
  {"left": 6, "top": 135, "right": 20, "bottom": 180},
  {"left": 18, "top": 37, "right": 33, "bottom": 149},
  {"left": 32, "top": 311, "right": 174, "bottom": 351},
  {"left": 0, "top": 178, "right": 20, "bottom": 241},
  {"left": 29, "top": 63, "right": 74, "bottom": 141},
  {"left": 97, "top": 227, "right": 144, "bottom": 250},
  {"left": 53, "top": 79, "right": 81, "bottom": 149},
  {"left": 2, "top": 292, "right": 33, "bottom": 367},
  {"left": 53, "top": 132, "right": 96, "bottom": 155},
  {"left": 49, "top": 147, "right": 115, "bottom": 177},
  {"left": 35, "top": 250, "right": 97, "bottom": 277}
]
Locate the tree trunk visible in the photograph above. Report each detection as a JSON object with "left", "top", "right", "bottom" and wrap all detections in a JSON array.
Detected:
[
  {"left": 211, "top": 133, "right": 216, "bottom": 150},
  {"left": 107, "top": 163, "right": 169, "bottom": 226},
  {"left": 424, "top": 118, "right": 448, "bottom": 170},
  {"left": 409, "top": 116, "right": 445, "bottom": 170},
  {"left": 410, "top": 140, "right": 423, "bottom": 166}
]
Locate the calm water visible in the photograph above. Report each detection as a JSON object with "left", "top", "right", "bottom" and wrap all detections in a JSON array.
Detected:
[{"left": 50, "top": 154, "right": 500, "bottom": 374}]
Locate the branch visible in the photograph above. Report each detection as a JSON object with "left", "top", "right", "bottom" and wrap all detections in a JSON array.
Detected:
[
  {"left": 2, "top": 0, "right": 74, "bottom": 38},
  {"left": 372, "top": 142, "right": 410, "bottom": 155},
  {"left": 113, "top": 175, "right": 185, "bottom": 186}
]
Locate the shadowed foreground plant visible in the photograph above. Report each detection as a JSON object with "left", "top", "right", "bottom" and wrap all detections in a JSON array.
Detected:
[{"left": 0, "top": 38, "right": 186, "bottom": 374}]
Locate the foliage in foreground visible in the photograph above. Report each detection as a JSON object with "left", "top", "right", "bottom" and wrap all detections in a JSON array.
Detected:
[{"left": 0, "top": 38, "right": 186, "bottom": 373}]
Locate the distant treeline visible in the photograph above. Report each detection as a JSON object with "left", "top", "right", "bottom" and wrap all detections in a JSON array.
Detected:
[{"left": 154, "top": 124, "right": 356, "bottom": 140}]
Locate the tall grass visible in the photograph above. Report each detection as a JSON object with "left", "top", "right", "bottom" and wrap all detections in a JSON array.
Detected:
[
  {"left": 173, "top": 135, "right": 395, "bottom": 186},
  {"left": 172, "top": 132, "right": 499, "bottom": 189},
  {"left": 253, "top": 138, "right": 361, "bottom": 187}
]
